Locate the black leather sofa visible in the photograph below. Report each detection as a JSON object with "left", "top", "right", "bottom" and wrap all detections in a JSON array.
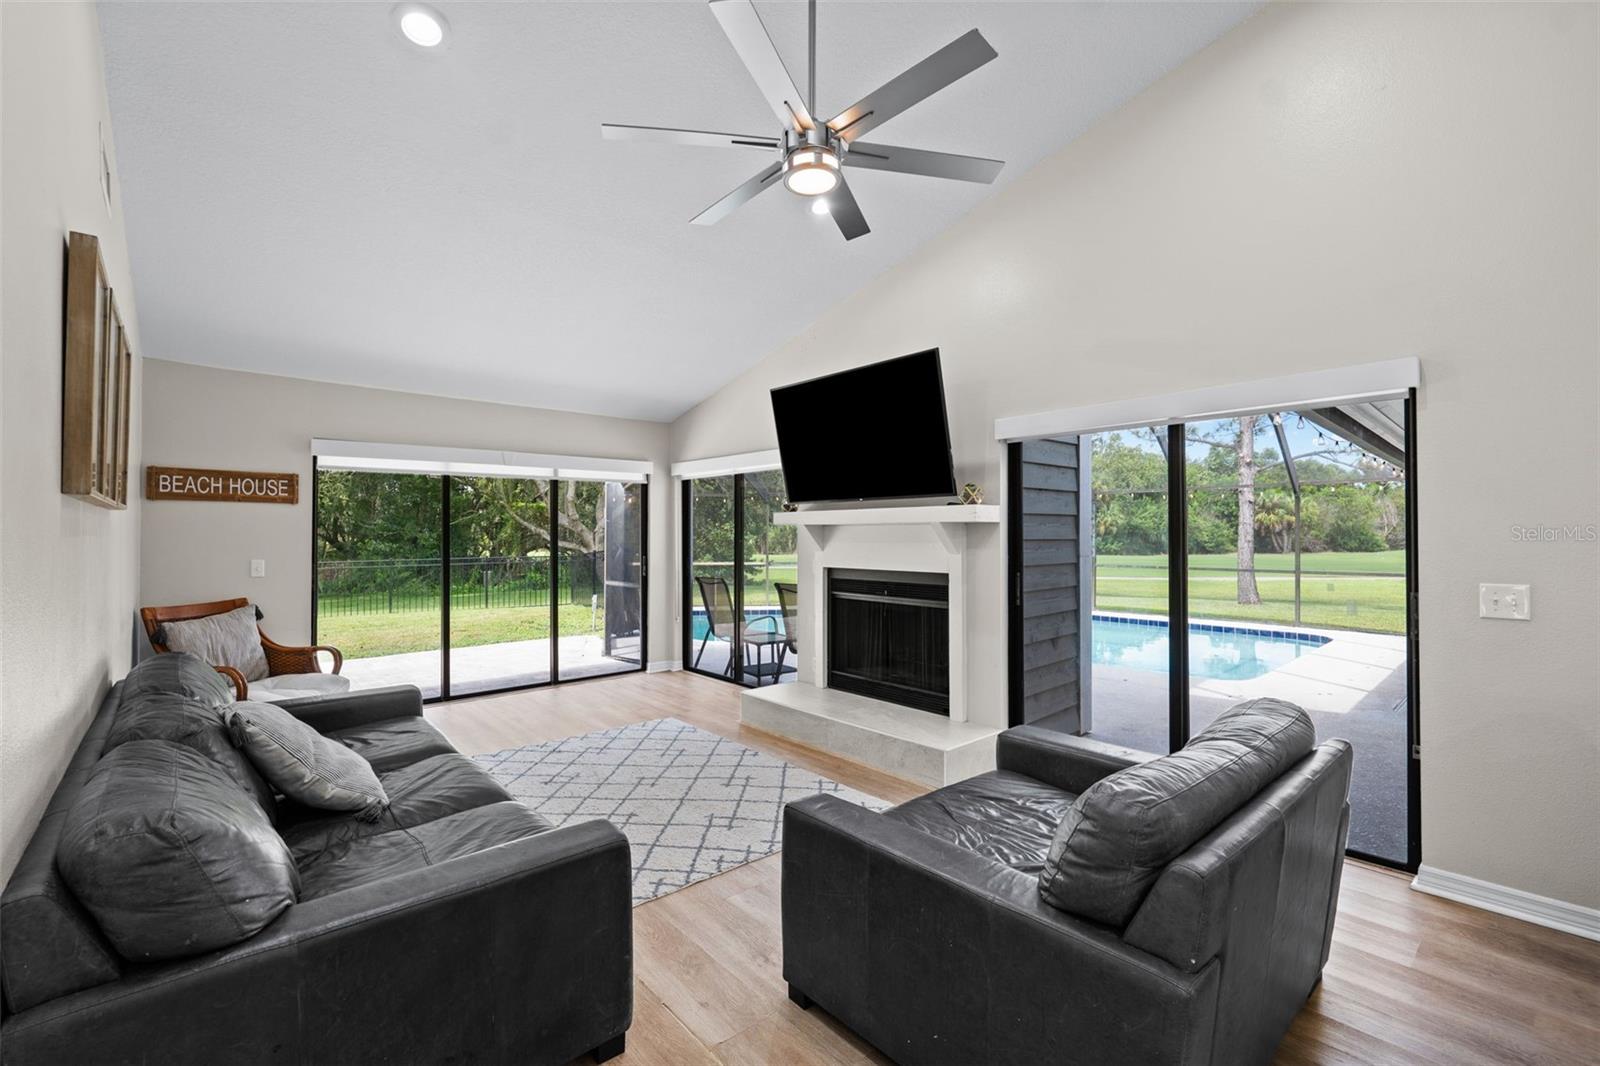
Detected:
[
  {"left": 783, "top": 701, "right": 1353, "bottom": 1066},
  {"left": 0, "top": 663, "right": 632, "bottom": 1066}
]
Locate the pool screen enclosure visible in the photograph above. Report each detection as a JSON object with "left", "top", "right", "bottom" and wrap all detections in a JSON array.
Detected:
[{"left": 1007, "top": 393, "right": 1420, "bottom": 871}]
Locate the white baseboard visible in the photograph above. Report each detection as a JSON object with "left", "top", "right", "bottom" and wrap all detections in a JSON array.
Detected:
[
  {"left": 1411, "top": 865, "right": 1600, "bottom": 941},
  {"left": 647, "top": 660, "right": 682, "bottom": 674}
]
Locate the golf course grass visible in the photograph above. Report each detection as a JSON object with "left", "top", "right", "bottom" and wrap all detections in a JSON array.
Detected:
[{"left": 321, "top": 548, "right": 1405, "bottom": 660}]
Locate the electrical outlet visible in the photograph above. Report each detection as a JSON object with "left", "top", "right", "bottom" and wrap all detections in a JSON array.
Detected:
[
  {"left": 250, "top": 559, "right": 266, "bottom": 579},
  {"left": 1478, "top": 583, "right": 1530, "bottom": 620}
]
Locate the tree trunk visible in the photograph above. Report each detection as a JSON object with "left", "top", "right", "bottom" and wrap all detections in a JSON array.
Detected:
[{"left": 1236, "top": 415, "right": 1261, "bottom": 605}]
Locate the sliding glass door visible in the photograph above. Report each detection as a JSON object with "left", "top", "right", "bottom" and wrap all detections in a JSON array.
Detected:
[
  {"left": 314, "top": 470, "right": 445, "bottom": 698},
  {"left": 447, "top": 476, "right": 552, "bottom": 696},
  {"left": 1009, "top": 396, "right": 1418, "bottom": 870},
  {"left": 559, "top": 480, "right": 645, "bottom": 680},
  {"left": 314, "top": 466, "right": 647, "bottom": 700},
  {"left": 682, "top": 470, "right": 796, "bottom": 688}
]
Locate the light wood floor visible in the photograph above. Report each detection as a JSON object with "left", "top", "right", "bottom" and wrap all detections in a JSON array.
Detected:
[{"left": 428, "top": 671, "right": 1600, "bottom": 1066}]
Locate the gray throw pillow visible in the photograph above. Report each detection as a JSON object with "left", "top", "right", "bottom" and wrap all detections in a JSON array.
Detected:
[
  {"left": 123, "top": 650, "right": 236, "bottom": 709},
  {"left": 107, "top": 690, "right": 278, "bottom": 822},
  {"left": 1039, "top": 698, "right": 1315, "bottom": 927},
  {"left": 161, "top": 605, "right": 270, "bottom": 682},
  {"left": 57, "top": 740, "right": 299, "bottom": 961},
  {"left": 227, "top": 701, "right": 389, "bottom": 819}
]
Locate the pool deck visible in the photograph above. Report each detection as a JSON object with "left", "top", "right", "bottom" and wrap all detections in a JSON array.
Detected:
[
  {"left": 341, "top": 633, "right": 641, "bottom": 698},
  {"left": 1080, "top": 613, "right": 1408, "bottom": 863}
]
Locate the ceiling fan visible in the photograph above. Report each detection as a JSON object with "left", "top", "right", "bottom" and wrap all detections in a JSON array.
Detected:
[{"left": 601, "top": 0, "right": 1004, "bottom": 241}]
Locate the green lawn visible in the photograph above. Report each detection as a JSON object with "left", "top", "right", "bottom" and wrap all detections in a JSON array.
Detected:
[
  {"left": 319, "top": 602, "right": 605, "bottom": 659},
  {"left": 690, "top": 558, "right": 798, "bottom": 609},
  {"left": 323, "top": 549, "right": 1404, "bottom": 660},
  {"left": 1096, "top": 550, "right": 1405, "bottom": 633}
]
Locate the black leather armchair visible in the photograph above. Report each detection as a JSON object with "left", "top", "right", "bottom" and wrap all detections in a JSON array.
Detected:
[{"left": 783, "top": 722, "right": 1352, "bottom": 1066}]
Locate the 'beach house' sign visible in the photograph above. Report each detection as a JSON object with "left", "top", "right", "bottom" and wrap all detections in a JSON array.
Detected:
[{"left": 145, "top": 466, "right": 299, "bottom": 504}]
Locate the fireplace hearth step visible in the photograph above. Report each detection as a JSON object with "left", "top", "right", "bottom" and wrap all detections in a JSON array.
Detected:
[{"left": 740, "top": 682, "right": 999, "bottom": 787}]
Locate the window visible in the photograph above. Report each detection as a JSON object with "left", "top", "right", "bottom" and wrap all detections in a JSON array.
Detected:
[
  {"left": 314, "top": 467, "right": 647, "bottom": 700},
  {"left": 682, "top": 470, "right": 797, "bottom": 688}
]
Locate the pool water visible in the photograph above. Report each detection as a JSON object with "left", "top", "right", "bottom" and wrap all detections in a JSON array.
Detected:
[
  {"left": 690, "top": 607, "right": 784, "bottom": 641},
  {"left": 1091, "top": 615, "right": 1328, "bottom": 681}
]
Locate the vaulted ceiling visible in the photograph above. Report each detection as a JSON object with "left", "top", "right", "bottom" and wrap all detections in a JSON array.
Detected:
[{"left": 100, "top": 1, "right": 1258, "bottom": 421}]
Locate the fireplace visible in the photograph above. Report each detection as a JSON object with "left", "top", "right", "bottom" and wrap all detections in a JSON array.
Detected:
[{"left": 827, "top": 569, "right": 950, "bottom": 715}]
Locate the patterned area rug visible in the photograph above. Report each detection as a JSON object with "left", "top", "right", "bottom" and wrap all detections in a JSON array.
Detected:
[{"left": 474, "top": 717, "right": 889, "bottom": 904}]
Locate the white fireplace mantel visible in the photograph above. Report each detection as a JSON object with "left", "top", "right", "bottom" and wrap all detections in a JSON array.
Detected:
[
  {"left": 773, "top": 504, "right": 999, "bottom": 527},
  {"left": 775, "top": 504, "right": 999, "bottom": 555}
]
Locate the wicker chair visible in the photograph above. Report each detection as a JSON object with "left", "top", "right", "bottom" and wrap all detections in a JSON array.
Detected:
[{"left": 139, "top": 597, "right": 345, "bottom": 701}]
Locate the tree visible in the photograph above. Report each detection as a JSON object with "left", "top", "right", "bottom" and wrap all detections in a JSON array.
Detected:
[
  {"left": 1234, "top": 414, "right": 1261, "bottom": 604},
  {"left": 1183, "top": 418, "right": 1262, "bottom": 605},
  {"left": 1254, "top": 488, "right": 1296, "bottom": 553}
]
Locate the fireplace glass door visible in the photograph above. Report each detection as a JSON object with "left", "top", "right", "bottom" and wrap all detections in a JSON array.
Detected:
[{"left": 827, "top": 570, "right": 950, "bottom": 713}]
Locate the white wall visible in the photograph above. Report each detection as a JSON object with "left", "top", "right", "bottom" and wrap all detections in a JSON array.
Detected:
[
  {"left": 670, "top": 3, "right": 1600, "bottom": 909},
  {"left": 140, "top": 359, "right": 675, "bottom": 667},
  {"left": 0, "top": 3, "right": 145, "bottom": 881}
]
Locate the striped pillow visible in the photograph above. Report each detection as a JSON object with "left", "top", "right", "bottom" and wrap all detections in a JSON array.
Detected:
[{"left": 227, "top": 701, "right": 388, "bottom": 819}]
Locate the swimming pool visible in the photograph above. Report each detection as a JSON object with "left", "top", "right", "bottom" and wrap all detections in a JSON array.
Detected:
[
  {"left": 1092, "top": 615, "right": 1328, "bottom": 681},
  {"left": 689, "top": 607, "right": 784, "bottom": 641}
]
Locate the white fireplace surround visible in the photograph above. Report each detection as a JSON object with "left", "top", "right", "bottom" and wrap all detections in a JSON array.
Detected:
[
  {"left": 780, "top": 505, "right": 995, "bottom": 721},
  {"left": 740, "top": 505, "right": 1002, "bottom": 786}
]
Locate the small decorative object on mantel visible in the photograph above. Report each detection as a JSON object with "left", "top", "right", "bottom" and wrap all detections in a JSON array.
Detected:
[
  {"left": 62, "top": 231, "right": 132, "bottom": 509},
  {"left": 781, "top": 499, "right": 799, "bottom": 513},
  {"left": 960, "top": 482, "right": 984, "bottom": 505},
  {"left": 145, "top": 466, "right": 300, "bottom": 504}
]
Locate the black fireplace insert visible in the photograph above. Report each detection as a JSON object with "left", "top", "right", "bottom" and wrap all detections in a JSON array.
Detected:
[{"left": 826, "top": 570, "right": 949, "bottom": 715}]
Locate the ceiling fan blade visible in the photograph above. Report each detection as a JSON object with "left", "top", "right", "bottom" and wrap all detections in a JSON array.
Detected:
[
  {"left": 843, "top": 142, "right": 1004, "bottom": 184},
  {"left": 690, "top": 161, "right": 785, "bottom": 226},
  {"left": 709, "top": 0, "right": 815, "bottom": 131},
  {"left": 828, "top": 29, "right": 997, "bottom": 142},
  {"left": 602, "top": 124, "right": 779, "bottom": 151},
  {"left": 825, "top": 177, "right": 870, "bottom": 241}
]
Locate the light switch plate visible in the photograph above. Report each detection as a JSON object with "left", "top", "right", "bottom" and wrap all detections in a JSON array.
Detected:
[
  {"left": 250, "top": 558, "right": 266, "bottom": 578},
  {"left": 1479, "top": 583, "right": 1530, "bottom": 620}
]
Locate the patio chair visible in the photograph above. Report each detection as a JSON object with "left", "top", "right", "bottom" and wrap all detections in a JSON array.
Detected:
[
  {"left": 140, "top": 597, "right": 348, "bottom": 702},
  {"left": 694, "top": 576, "right": 739, "bottom": 677},
  {"left": 776, "top": 582, "right": 799, "bottom": 667}
]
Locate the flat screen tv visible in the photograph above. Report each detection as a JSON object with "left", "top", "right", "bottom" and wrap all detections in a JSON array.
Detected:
[{"left": 770, "top": 349, "right": 957, "bottom": 504}]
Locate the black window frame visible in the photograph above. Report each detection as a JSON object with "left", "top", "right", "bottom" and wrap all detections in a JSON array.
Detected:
[
  {"left": 311, "top": 462, "right": 648, "bottom": 703},
  {"left": 1007, "top": 396, "right": 1422, "bottom": 873}
]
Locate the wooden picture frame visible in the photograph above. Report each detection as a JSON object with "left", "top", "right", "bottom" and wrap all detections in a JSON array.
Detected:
[
  {"left": 114, "top": 328, "right": 133, "bottom": 505},
  {"left": 62, "top": 231, "right": 131, "bottom": 508}
]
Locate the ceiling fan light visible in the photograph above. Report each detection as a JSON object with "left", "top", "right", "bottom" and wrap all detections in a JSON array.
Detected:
[
  {"left": 783, "top": 147, "right": 840, "bottom": 196},
  {"left": 811, "top": 198, "right": 831, "bottom": 215}
]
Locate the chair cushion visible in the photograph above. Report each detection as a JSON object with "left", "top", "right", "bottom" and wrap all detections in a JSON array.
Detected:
[
  {"left": 884, "top": 771, "right": 1077, "bottom": 875},
  {"left": 1039, "top": 698, "right": 1315, "bottom": 927},
  {"left": 327, "top": 717, "right": 456, "bottom": 772},
  {"left": 246, "top": 672, "right": 353, "bottom": 703},
  {"left": 227, "top": 701, "right": 389, "bottom": 818},
  {"left": 297, "top": 801, "right": 555, "bottom": 900},
  {"left": 121, "top": 651, "right": 235, "bottom": 709},
  {"left": 105, "top": 690, "right": 277, "bottom": 820},
  {"left": 279, "top": 752, "right": 512, "bottom": 862},
  {"left": 159, "top": 605, "right": 270, "bottom": 681},
  {"left": 56, "top": 740, "right": 300, "bottom": 961}
]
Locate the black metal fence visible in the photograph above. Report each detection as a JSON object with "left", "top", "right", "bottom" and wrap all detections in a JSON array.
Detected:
[{"left": 317, "top": 555, "right": 603, "bottom": 616}]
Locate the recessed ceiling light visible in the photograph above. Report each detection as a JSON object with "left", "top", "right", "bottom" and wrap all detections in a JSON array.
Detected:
[
  {"left": 394, "top": 3, "right": 447, "bottom": 48},
  {"left": 811, "top": 199, "right": 831, "bottom": 216}
]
